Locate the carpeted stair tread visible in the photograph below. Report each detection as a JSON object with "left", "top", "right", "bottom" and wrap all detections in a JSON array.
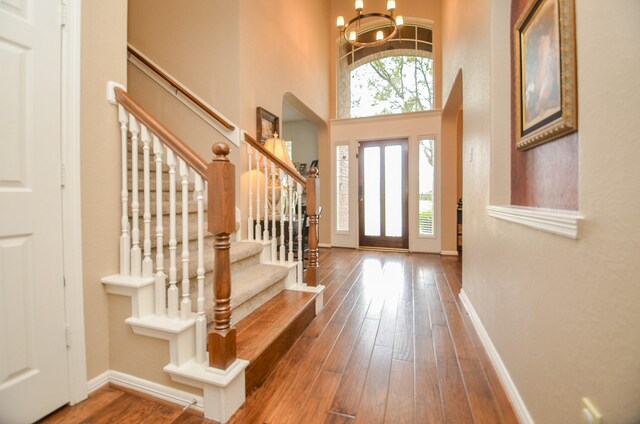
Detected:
[
  {"left": 230, "top": 264, "right": 289, "bottom": 310},
  {"left": 202, "top": 263, "right": 289, "bottom": 326},
  {"left": 230, "top": 241, "right": 263, "bottom": 264},
  {"left": 172, "top": 240, "right": 262, "bottom": 281}
]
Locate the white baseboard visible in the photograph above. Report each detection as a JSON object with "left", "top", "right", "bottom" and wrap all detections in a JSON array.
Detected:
[
  {"left": 87, "top": 369, "right": 204, "bottom": 412},
  {"left": 318, "top": 243, "right": 332, "bottom": 248},
  {"left": 440, "top": 250, "right": 459, "bottom": 256},
  {"left": 459, "top": 290, "right": 534, "bottom": 424}
]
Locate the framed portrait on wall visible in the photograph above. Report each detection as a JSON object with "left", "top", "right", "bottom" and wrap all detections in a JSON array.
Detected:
[
  {"left": 514, "top": 0, "right": 577, "bottom": 150},
  {"left": 256, "top": 107, "right": 279, "bottom": 145}
]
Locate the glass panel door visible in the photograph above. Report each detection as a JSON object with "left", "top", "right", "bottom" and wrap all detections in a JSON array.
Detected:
[
  {"left": 358, "top": 139, "right": 408, "bottom": 249},
  {"left": 363, "top": 146, "right": 381, "bottom": 236}
]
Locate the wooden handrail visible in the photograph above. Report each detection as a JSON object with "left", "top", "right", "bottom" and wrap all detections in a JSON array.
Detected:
[
  {"left": 127, "top": 44, "right": 235, "bottom": 131},
  {"left": 115, "top": 87, "right": 208, "bottom": 177},
  {"left": 243, "top": 133, "right": 307, "bottom": 185}
]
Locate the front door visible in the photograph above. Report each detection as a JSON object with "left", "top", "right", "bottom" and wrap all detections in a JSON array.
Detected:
[
  {"left": 358, "top": 139, "right": 408, "bottom": 249},
  {"left": 0, "top": 1, "right": 70, "bottom": 422}
]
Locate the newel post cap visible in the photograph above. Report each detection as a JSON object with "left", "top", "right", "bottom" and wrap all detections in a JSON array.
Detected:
[{"left": 212, "top": 142, "right": 230, "bottom": 161}]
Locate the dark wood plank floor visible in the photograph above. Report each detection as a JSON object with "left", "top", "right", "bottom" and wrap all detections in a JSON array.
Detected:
[
  {"left": 230, "top": 249, "right": 519, "bottom": 424},
  {"left": 39, "top": 385, "right": 216, "bottom": 424},
  {"left": 41, "top": 249, "right": 519, "bottom": 424}
]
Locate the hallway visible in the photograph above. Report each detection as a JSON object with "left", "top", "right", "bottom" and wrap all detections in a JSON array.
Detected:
[
  {"left": 231, "top": 248, "right": 518, "bottom": 423},
  {"left": 42, "top": 248, "right": 519, "bottom": 423}
]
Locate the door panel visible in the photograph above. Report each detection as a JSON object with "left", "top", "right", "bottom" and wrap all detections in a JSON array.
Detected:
[
  {"left": 0, "top": 1, "right": 69, "bottom": 422},
  {"left": 358, "top": 139, "right": 408, "bottom": 249}
]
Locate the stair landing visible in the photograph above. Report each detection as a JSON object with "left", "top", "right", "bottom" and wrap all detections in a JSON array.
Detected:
[{"left": 235, "top": 289, "right": 317, "bottom": 396}]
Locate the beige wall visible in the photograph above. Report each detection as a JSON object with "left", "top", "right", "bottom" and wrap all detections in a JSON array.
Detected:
[
  {"left": 440, "top": 72, "right": 463, "bottom": 253},
  {"left": 237, "top": 0, "right": 332, "bottom": 243},
  {"left": 81, "top": 0, "right": 128, "bottom": 380},
  {"left": 442, "top": 0, "right": 640, "bottom": 423},
  {"left": 329, "top": 0, "right": 443, "bottom": 118},
  {"left": 128, "top": 0, "right": 332, "bottom": 244},
  {"left": 128, "top": 0, "right": 241, "bottom": 124},
  {"left": 282, "top": 120, "right": 319, "bottom": 168}
]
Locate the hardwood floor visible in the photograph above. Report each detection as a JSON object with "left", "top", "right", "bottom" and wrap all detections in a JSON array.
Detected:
[
  {"left": 39, "top": 385, "right": 216, "bottom": 424},
  {"left": 41, "top": 248, "right": 519, "bottom": 424}
]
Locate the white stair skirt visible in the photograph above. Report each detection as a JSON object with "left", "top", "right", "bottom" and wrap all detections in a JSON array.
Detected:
[{"left": 101, "top": 276, "right": 248, "bottom": 422}]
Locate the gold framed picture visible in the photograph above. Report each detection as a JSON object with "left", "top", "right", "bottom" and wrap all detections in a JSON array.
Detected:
[{"left": 514, "top": 0, "right": 577, "bottom": 150}]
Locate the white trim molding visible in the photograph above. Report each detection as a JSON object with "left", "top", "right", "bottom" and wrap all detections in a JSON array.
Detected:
[
  {"left": 61, "top": 0, "right": 88, "bottom": 405},
  {"left": 459, "top": 290, "right": 534, "bottom": 424},
  {"left": 318, "top": 243, "right": 332, "bottom": 249},
  {"left": 88, "top": 370, "right": 204, "bottom": 412},
  {"left": 440, "top": 250, "right": 459, "bottom": 256},
  {"left": 487, "top": 205, "right": 582, "bottom": 239}
]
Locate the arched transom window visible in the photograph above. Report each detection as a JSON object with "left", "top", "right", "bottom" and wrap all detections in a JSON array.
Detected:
[{"left": 338, "top": 23, "right": 434, "bottom": 119}]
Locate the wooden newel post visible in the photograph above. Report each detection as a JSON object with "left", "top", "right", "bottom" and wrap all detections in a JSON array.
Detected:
[
  {"left": 207, "top": 142, "right": 237, "bottom": 370},
  {"left": 306, "top": 167, "right": 320, "bottom": 286}
]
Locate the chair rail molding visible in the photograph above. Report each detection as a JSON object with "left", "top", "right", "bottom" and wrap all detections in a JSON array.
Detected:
[{"left": 487, "top": 205, "right": 582, "bottom": 239}]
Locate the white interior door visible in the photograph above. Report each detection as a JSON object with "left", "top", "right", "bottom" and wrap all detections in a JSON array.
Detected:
[{"left": 0, "top": 1, "right": 70, "bottom": 422}]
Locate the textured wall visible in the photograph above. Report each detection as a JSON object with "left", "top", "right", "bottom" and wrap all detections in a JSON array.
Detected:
[
  {"left": 442, "top": 0, "right": 640, "bottom": 422},
  {"left": 282, "top": 120, "right": 319, "bottom": 168},
  {"left": 81, "top": 0, "right": 128, "bottom": 380}
]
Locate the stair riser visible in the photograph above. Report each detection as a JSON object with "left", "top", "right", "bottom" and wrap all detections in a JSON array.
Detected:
[
  {"left": 127, "top": 160, "right": 170, "bottom": 173},
  {"left": 147, "top": 211, "right": 207, "bottom": 246},
  {"left": 199, "top": 277, "right": 287, "bottom": 327},
  {"left": 127, "top": 198, "right": 206, "bottom": 217},
  {"left": 128, "top": 176, "right": 196, "bottom": 192},
  {"left": 159, "top": 238, "right": 260, "bottom": 281}
]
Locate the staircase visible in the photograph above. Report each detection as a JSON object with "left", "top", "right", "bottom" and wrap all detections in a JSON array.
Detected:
[
  {"left": 102, "top": 83, "right": 324, "bottom": 423},
  {"left": 131, "top": 153, "right": 292, "bottom": 325}
]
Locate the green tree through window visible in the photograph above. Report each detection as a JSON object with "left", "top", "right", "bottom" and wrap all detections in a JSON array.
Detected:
[{"left": 351, "top": 55, "right": 434, "bottom": 118}]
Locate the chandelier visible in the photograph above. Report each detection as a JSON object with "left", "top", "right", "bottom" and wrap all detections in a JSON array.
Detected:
[{"left": 336, "top": 0, "right": 404, "bottom": 48}]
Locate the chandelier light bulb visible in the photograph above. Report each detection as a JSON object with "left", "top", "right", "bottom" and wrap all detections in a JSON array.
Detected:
[{"left": 338, "top": 0, "right": 399, "bottom": 47}]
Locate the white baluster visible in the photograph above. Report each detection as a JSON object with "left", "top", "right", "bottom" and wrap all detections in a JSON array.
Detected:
[
  {"left": 279, "top": 172, "right": 285, "bottom": 264},
  {"left": 167, "top": 149, "right": 179, "bottom": 318},
  {"left": 255, "top": 152, "right": 262, "bottom": 241},
  {"left": 297, "top": 182, "right": 303, "bottom": 284},
  {"left": 179, "top": 159, "right": 191, "bottom": 320},
  {"left": 271, "top": 162, "right": 277, "bottom": 262},
  {"left": 288, "top": 181, "right": 294, "bottom": 263},
  {"left": 263, "top": 157, "right": 269, "bottom": 242},
  {"left": 129, "top": 114, "right": 142, "bottom": 277},
  {"left": 141, "top": 125, "right": 153, "bottom": 278},
  {"left": 118, "top": 105, "right": 130, "bottom": 276},
  {"left": 247, "top": 146, "right": 254, "bottom": 240},
  {"left": 195, "top": 173, "right": 206, "bottom": 363},
  {"left": 153, "top": 136, "right": 166, "bottom": 316}
]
